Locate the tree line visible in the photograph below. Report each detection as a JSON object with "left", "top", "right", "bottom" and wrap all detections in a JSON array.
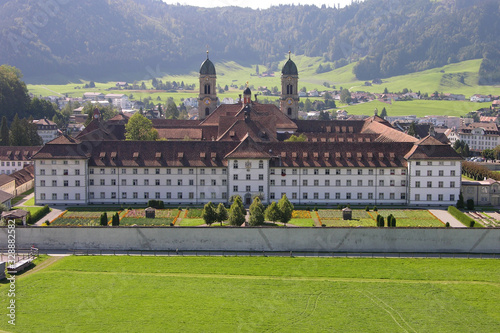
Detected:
[{"left": 1, "top": 0, "right": 498, "bottom": 83}]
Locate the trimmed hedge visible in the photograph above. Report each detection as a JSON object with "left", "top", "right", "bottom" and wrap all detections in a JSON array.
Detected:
[
  {"left": 27, "top": 205, "right": 51, "bottom": 224},
  {"left": 447, "top": 206, "right": 475, "bottom": 227}
]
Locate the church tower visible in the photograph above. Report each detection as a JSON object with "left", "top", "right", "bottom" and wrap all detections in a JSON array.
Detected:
[
  {"left": 198, "top": 51, "right": 217, "bottom": 120},
  {"left": 280, "top": 52, "right": 299, "bottom": 119}
]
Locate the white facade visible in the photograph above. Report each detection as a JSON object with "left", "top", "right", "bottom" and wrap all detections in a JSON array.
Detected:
[
  {"left": 459, "top": 127, "right": 500, "bottom": 152},
  {"left": 34, "top": 157, "right": 461, "bottom": 207},
  {"left": 105, "top": 94, "right": 131, "bottom": 109}
]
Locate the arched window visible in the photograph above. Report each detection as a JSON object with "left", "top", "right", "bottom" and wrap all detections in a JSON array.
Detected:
[
  {"left": 287, "top": 108, "right": 292, "bottom": 116},
  {"left": 205, "top": 108, "right": 210, "bottom": 116},
  {"left": 286, "top": 84, "right": 293, "bottom": 95},
  {"left": 233, "top": 160, "right": 238, "bottom": 169},
  {"left": 204, "top": 84, "right": 211, "bottom": 94}
]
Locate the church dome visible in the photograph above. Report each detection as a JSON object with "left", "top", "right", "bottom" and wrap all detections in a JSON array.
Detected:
[
  {"left": 282, "top": 58, "right": 298, "bottom": 76},
  {"left": 200, "top": 56, "right": 216, "bottom": 75},
  {"left": 243, "top": 87, "right": 251, "bottom": 95}
]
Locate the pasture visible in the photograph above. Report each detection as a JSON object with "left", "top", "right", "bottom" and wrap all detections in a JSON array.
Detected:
[{"left": 0, "top": 256, "right": 498, "bottom": 332}]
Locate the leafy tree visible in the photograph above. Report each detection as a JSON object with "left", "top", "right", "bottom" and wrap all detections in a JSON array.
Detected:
[
  {"left": 278, "top": 194, "right": 293, "bottom": 226},
  {"left": 202, "top": 202, "right": 217, "bottom": 226},
  {"left": 125, "top": 113, "right": 159, "bottom": 140},
  {"left": 303, "top": 98, "right": 313, "bottom": 111},
  {"left": 216, "top": 203, "right": 228, "bottom": 226},
  {"left": 0, "top": 65, "right": 30, "bottom": 121},
  {"left": 380, "top": 107, "right": 387, "bottom": 119},
  {"left": 284, "top": 133, "right": 307, "bottom": 142},
  {"left": 481, "top": 149, "right": 495, "bottom": 162},
  {"left": 228, "top": 197, "right": 246, "bottom": 226},
  {"left": 407, "top": 122, "right": 417, "bottom": 137},
  {"left": 0, "top": 116, "right": 9, "bottom": 146},
  {"left": 265, "top": 202, "right": 281, "bottom": 224},
  {"left": 340, "top": 88, "right": 352, "bottom": 104},
  {"left": 165, "top": 101, "right": 179, "bottom": 119},
  {"left": 249, "top": 197, "right": 265, "bottom": 226},
  {"left": 318, "top": 110, "right": 330, "bottom": 121}
]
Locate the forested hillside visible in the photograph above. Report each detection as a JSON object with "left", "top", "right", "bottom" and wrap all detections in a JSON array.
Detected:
[{"left": 0, "top": 0, "right": 498, "bottom": 83}]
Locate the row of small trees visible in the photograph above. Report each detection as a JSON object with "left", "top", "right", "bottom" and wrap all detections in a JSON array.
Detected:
[
  {"left": 375, "top": 214, "right": 397, "bottom": 227},
  {"left": 202, "top": 195, "right": 294, "bottom": 227},
  {"left": 462, "top": 161, "right": 500, "bottom": 181},
  {"left": 100, "top": 212, "right": 120, "bottom": 226}
]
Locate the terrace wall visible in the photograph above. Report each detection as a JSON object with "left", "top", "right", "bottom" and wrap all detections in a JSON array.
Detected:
[{"left": 1, "top": 228, "right": 499, "bottom": 253}]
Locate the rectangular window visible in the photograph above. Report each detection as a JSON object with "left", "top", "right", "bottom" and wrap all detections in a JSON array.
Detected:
[
  {"left": 427, "top": 194, "right": 432, "bottom": 201},
  {"left": 133, "top": 168, "right": 138, "bottom": 174},
  {"left": 401, "top": 169, "right": 406, "bottom": 175},
  {"left": 89, "top": 192, "right": 94, "bottom": 199},
  {"left": 100, "top": 192, "right": 105, "bottom": 199},
  {"left": 246, "top": 185, "right": 251, "bottom": 192},
  {"left": 314, "top": 169, "right": 319, "bottom": 175},
  {"left": 390, "top": 169, "right": 395, "bottom": 175},
  {"left": 401, "top": 193, "right": 406, "bottom": 200},
  {"left": 144, "top": 179, "right": 149, "bottom": 186},
  {"left": 416, "top": 162, "right": 421, "bottom": 166},
  {"left": 201, "top": 192, "right": 207, "bottom": 200},
  {"left": 122, "top": 192, "right": 127, "bottom": 199},
  {"left": 450, "top": 194, "right": 455, "bottom": 201},
  {"left": 427, "top": 170, "right": 432, "bottom": 176},
  {"left": 314, "top": 180, "right": 319, "bottom": 186},
  {"left": 325, "top": 169, "right": 330, "bottom": 175},
  {"left": 325, "top": 193, "right": 330, "bottom": 199},
  {"left": 358, "top": 169, "right": 362, "bottom": 175},
  {"left": 63, "top": 180, "right": 68, "bottom": 187},
  {"left": 313, "top": 192, "right": 319, "bottom": 199},
  {"left": 336, "top": 169, "right": 341, "bottom": 175},
  {"left": 368, "top": 169, "right": 374, "bottom": 175},
  {"left": 357, "top": 193, "right": 362, "bottom": 200},
  {"left": 438, "top": 194, "right": 443, "bottom": 201},
  {"left": 303, "top": 192, "right": 308, "bottom": 199},
  {"left": 415, "top": 181, "right": 420, "bottom": 188},
  {"left": 246, "top": 174, "right": 251, "bottom": 180},
  {"left": 222, "top": 169, "right": 227, "bottom": 175},
  {"left": 178, "top": 180, "right": 183, "bottom": 186},
  {"left": 450, "top": 170, "right": 456, "bottom": 176},
  {"left": 155, "top": 179, "right": 160, "bottom": 186},
  {"left": 222, "top": 192, "right": 227, "bottom": 199},
  {"left": 75, "top": 193, "right": 80, "bottom": 200},
  {"left": 379, "top": 180, "right": 384, "bottom": 186},
  {"left": 270, "top": 169, "right": 275, "bottom": 175},
  {"left": 111, "top": 192, "right": 116, "bottom": 199},
  {"left": 52, "top": 193, "right": 57, "bottom": 200},
  {"left": 379, "top": 169, "right": 384, "bottom": 175},
  {"left": 156, "top": 168, "right": 160, "bottom": 174},
  {"left": 166, "top": 169, "right": 171, "bottom": 174},
  {"left": 325, "top": 180, "right": 330, "bottom": 186},
  {"left": 335, "top": 180, "right": 341, "bottom": 186},
  {"left": 416, "top": 170, "right": 421, "bottom": 176},
  {"left": 211, "top": 169, "right": 216, "bottom": 175},
  {"left": 167, "top": 179, "right": 171, "bottom": 186},
  {"left": 222, "top": 179, "right": 227, "bottom": 185},
  {"left": 166, "top": 192, "right": 171, "bottom": 199},
  {"left": 233, "top": 174, "right": 238, "bottom": 180},
  {"left": 347, "top": 169, "right": 352, "bottom": 175},
  {"left": 143, "top": 192, "right": 149, "bottom": 199},
  {"left": 357, "top": 180, "right": 362, "bottom": 187},
  {"left": 303, "top": 180, "right": 308, "bottom": 186},
  {"left": 233, "top": 186, "right": 238, "bottom": 192},
  {"left": 63, "top": 161, "right": 68, "bottom": 165},
  {"left": 427, "top": 181, "right": 432, "bottom": 188},
  {"left": 334, "top": 192, "right": 340, "bottom": 199},
  {"left": 292, "top": 179, "right": 297, "bottom": 186},
  {"left": 100, "top": 168, "right": 105, "bottom": 174},
  {"left": 438, "top": 181, "right": 443, "bottom": 188},
  {"left": 270, "top": 192, "right": 275, "bottom": 199},
  {"left": 303, "top": 169, "right": 308, "bottom": 175},
  {"left": 100, "top": 179, "right": 105, "bottom": 186},
  {"left": 368, "top": 193, "right": 373, "bottom": 200},
  {"left": 259, "top": 161, "right": 264, "bottom": 169},
  {"left": 133, "top": 192, "right": 138, "bottom": 199},
  {"left": 178, "top": 169, "right": 183, "bottom": 175},
  {"left": 52, "top": 169, "right": 56, "bottom": 175},
  {"left": 368, "top": 180, "right": 374, "bottom": 186},
  {"left": 347, "top": 180, "right": 352, "bottom": 186},
  {"left": 200, "top": 179, "right": 205, "bottom": 186},
  {"left": 52, "top": 180, "right": 57, "bottom": 187},
  {"left": 89, "top": 179, "right": 94, "bottom": 186},
  {"left": 259, "top": 186, "right": 264, "bottom": 192},
  {"left": 189, "top": 192, "right": 194, "bottom": 199},
  {"left": 346, "top": 193, "right": 351, "bottom": 199},
  {"left": 390, "top": 180, "right": 395, "bottom": 186},
  {"left": 427, "top": 161, "right": 432, "bottom": 166},
  {"left": 200, "top": 169, "right": 205, "bottom": 175},
  {"left": 259, "top": 174, "right": 264, "bottom": 180},
  {"left": 40, "top": 169, "right": 45, "bottom": 175},
  {"left": 450, "top": 181, "right": 455, "bottom": 188},
  {"left": 111, "top": 169, "right": 116, "bottom": 175},
  {"left": 189, "top": 169, "right": 194, "bottom": 175},
  {"left": 401, "top": 180, "right": 406, "bottom": 186},
  {"left": 75, "top": 169, "right": 80, "bottom": 176},
  {"left": 40, "top": 180, "right": 45, "bottom": 187},
  {"left": 379, "top": 193, "right": 384, "bottom": 200},
  {"left": 111, "top": 179, "right": 116, "bottom": 186},
  {"left": 390, "top": 193, "right": 395, "bottom": 200},
  {"left": 415, "top": 194, "right": 420, "bottom": 201},
  {"left": 133, "top": 179, "right": 137, "bottom": 186},
  {"left": 122, "top": 169, "right": 126, "bottom": 174},
  {"left": 40, "top": 193, "right": 46, "bottom": 200},
  {"left": 292, "top": 193, "right": 297, "bottom": 199},
  {"left": 270, "top": 179, "right": 275, "bottom": 186},
  {"left": 178, "top": 192, "right": 182, "bottom": 199},
  {"left": 281, "top": 179, "right": 286, "bottom": 186},
  {"left": 439, "top": 170, "right": 444, "bottom": 177},
  {"left": 211, "top": 179, "right": 216, "bottom": 186},
  {"left": 211, "top": 192, "right": 216, "bottom": 199}
]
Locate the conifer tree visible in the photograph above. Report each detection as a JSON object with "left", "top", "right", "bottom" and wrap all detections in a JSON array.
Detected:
[
  {"left": 249, "top": 197, "right": 265, "bottom": 226},
  {"left": 202, "top": 202, "right": 217, "bottom": 226},
  {"left": 0, "top": 116, "right": 9, "bottom": 146},
  {"left": 228, "top": 197, "right": 246, "bottom": 226},
  {"left": 216, "top": 203, "right": 228, "bottom": 226},
  {"left": 265, "top": 202, "right": 281, "bottom": 224}
]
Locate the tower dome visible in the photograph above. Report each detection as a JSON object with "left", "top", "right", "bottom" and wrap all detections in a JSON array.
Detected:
[
  {"left": 243, "top": 87, "right": 251, "bottom": 96},
  {"left": 281, "top": 54, "right": 298, "bottom": 76},
  {"left": 200, "top": 52, "right": 216, "bottom": 75}
]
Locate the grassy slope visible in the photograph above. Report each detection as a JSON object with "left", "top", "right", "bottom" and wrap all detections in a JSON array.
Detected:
[
  {"left": 0, "top": 256, "right": 498, "bottom": 333},
  {"left": 26, "top": 57, "right": 498, "bottom": 111}
]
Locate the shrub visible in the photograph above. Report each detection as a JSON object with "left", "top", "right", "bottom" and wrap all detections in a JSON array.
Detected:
[
  {"left": 306, "top": 206, "right": 311, "bottom": 211},
  {"left": 45, "top": 220, "right": 50, "bottom": 225},
  {"left": 466, "top": 199, "right": 475, "bottom": 211},
  {"left": 445, "top": 222, "right": 450, "bottom": 227},
  {"left": 373, "top": 206, "right": 378, "bottom": 212},
  {"left": 456, "top": 193, "right": 465, "bottom": 209},
  {"left": 313, "top": 205, "right": 318, "bottom": 211},
  {"left": 29, "top": 205, "right": 51, "bottom": 224},
  {"left": 469, "top": 220, "right": 475, "bottom": 228},
  {"left": 365, "top": 206, "right": 369, "bottom": 211}
]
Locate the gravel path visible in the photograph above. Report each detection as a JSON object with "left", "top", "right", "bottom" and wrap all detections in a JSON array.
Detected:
[{"left": 428, "top": 209, "right": 466, "bottom": 228}]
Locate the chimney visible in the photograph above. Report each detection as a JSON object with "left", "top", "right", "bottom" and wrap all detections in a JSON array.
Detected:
[{"left": 239, "top": 94, "right": 242, "bottom": 103}]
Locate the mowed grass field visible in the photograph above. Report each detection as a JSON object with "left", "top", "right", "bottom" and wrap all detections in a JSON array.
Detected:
[{"left": 0, "top": 256, "right": 498, "bottom": 332}]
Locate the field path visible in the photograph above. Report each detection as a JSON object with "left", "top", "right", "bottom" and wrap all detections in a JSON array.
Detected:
[
  {"left": 19, "top": 256, "right": 64, "bottom": 278},
  {"left": 43, "top": 270, "right": 500, "bottom": 287}
]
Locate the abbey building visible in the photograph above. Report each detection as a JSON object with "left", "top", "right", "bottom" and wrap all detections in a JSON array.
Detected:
[{"left": 33, "top": 54, "right": 463, "bottom": 207}]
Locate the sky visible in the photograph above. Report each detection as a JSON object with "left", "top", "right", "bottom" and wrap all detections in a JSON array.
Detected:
[{"left": 161, "top": 0, "right": 364, "bottom": 10}]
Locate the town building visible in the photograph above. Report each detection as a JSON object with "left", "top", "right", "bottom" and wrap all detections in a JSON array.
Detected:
[
  {"left": 462, "top": 178, "right": 500, "bottom": 206},
  {"left": 0, "top": 147, "right": 40, "bottom": 175},
  {"left": 32, "top": 55, "right": 462, "bottom": 207},
  {"left": 453, "top": 122, "right": 500, "bottom": 152},
  {"left": 32, "top": 118, "right": 60, "bottom": 143}
]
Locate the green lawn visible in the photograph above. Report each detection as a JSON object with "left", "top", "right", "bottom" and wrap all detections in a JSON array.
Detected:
[
  {"left": 288, "top": 218, "right": 316, "bottom": 227},
  {"left": 1, "top": 256, "right": 498, "bottom": 333},
  {"left": 119, "top": 217, "right": 173, "bottom": 226},
  {"left": 176, "top": 218, "right": 205, "bottom": 226}
]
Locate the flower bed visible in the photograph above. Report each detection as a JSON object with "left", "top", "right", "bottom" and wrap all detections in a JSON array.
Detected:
[
  {"left": 186, "top": 209, "right": 203, "bottom": 218},
  {"left": 63, "top": 211, "right": 107, "bottom": 219},
  {"left": 119, "top": 217, "right": 174, "bottom": 226},
  {"left": 50, "top": 218, "right": 100, "bottom": 226},
  {"left": 126, "top": 209, "right": 174, "bottom": 218},
  {"left": 318, "top": 210, "right": 370, "bottom": 219},
  {"left": 292, "top": 210, "right": 311, "bottom": 219},
  {"left": 321, "top": 218, "right": 375, "bottom": 227}
]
